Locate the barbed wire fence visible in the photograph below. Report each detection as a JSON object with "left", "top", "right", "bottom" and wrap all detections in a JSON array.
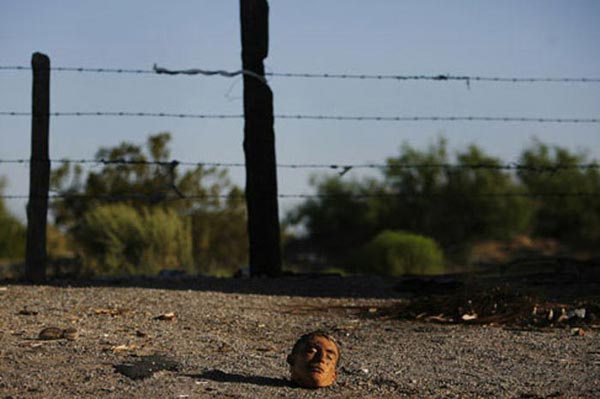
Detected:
[
  {"left": 3, "top": 64, "right": 600, "bottom": 202},
  {"left": 2, "top": 157, "right": 600, "bottom": 171},
  {"left": 2, "top": 56, "right": 600, "bottom": 280},
  {"left": 3, "top": 111, "right": 600, "bottom": 124},
  {"left": 2, "top": 150, "right": 600, "bottom": 202},
  {"left": 4, "top": 64, "right": 600, "bottom": 83}
]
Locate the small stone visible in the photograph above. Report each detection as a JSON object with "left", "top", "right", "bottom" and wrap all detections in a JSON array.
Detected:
[
  {"left": 62, "top": 327, "right": 79, "bottom": 340},
  {"left": 217, "top": 342, "right": 233, "bottom": 353},
  {"left": 571, "top": 328, "right": 585, "bottom": 336},
  {"left": 38, "top": 327, "right": 78, "bottom": 340},
  {"left": 18, "top": 309, "right": 39, "bottom": 316},
  {"left": 154, "top": 312, "right": 177, "bottom": 321},
  {"left": 38, "top": 327, "right": 63, "bottom": 340},
  {"left": 461, "top": 313, "right": 478, "bottom": 321},
  {"left": 110, "top": 344, "right": 138, "bottom": 352}
]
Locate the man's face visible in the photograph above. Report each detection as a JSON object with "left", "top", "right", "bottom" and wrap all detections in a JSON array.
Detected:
[{"left": 288, "top": 335, "right": 339, "bottom": 388}]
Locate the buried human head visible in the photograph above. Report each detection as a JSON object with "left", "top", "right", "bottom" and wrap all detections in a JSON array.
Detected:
[{"left": 287, "top": 331, "right": 340, "bottom": 388}]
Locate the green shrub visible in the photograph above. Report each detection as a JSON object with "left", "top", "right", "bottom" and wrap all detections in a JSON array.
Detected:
[
  {"left": 76, "top": 204, "right": 191, "bottom": 276},
  {"left": 0, "top": 213, "right": 26, "bottom": 260},
  {"left": 0, "top": 177, "right": 26, "bottom": 261},
  {"left": 354, "top": 230, "right": 445, "bottom": 276}
]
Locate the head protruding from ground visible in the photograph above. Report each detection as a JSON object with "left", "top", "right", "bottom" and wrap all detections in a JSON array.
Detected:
[{"left": 287, "top": 331, "right": 340, "bottom": 388}]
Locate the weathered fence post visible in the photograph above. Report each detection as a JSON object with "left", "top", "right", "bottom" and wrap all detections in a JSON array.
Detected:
[
  {"left": 25, "top": 52, "right": 51, "bottom": 282},
  {"left": 240, "top": 0, "right": 282, "bottom": 276}
]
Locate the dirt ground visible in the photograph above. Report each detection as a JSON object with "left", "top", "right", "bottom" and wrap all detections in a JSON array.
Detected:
[{"left": 1, "top": 270, "right": 599, "bottom": 398}]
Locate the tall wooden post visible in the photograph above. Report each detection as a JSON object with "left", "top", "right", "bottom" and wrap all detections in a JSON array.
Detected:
[
  {"left": 25, "top": 52, "right": 51, "bottom": 282},
  {"left": 240, "top": 0, "right": 282, "bottom": 276}
]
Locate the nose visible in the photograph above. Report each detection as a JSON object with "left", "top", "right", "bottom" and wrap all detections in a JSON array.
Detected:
[{"left": 313, "top": 349, "right": 325, "bottom": 362}]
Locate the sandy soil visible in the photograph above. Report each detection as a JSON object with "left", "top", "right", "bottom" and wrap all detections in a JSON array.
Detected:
[{"left": 1, "top": 274, "right": 599, "bottom": 398}]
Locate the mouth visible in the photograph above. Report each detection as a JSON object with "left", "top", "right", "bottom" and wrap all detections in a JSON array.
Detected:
[{"left": 308, "top": 366, "right": 325, "bottom": 374}]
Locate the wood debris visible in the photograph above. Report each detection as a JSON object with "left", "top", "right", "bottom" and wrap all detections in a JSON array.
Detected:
[
  {"left": 154, "top": 312, "right": 177, "bottom": 321},
  {"left": 109, "top": 344, "right": 139, "bottom": 353},
  {"left": 383, "top": 284, "right": 598, "bottom": 328}
]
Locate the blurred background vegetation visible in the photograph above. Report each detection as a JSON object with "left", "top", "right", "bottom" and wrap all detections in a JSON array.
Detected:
[
  {"left": 1, "top": 134, "right": 599, "bottom": 278},
  {"left": 284, "top": 137, "right": 600, "bottom": 275},
  {"left": 0, "top": 177, "right": 26, "bottom": 262}
]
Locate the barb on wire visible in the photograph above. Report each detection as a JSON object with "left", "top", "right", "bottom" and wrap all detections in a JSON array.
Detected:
[
  {"left": 153, "top": 64, "right": 266, "bottom": 83},
  {"left": 165, "top": 160, "right": 185, "bottom": 199},
  {"left": 2, "top": 111, "right": 599, "bottom": 124},
  {"left": 1, "top": 158, "right": 599, "bottom": 174}
]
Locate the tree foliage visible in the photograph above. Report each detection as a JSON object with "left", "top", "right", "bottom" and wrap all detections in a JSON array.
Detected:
[
  {"left": 286, "top": 176, "right": 383, "bottom": 267},
  {"left": 286, "top": 138, "right": 599, "bottom": 273},
  {"left": 383, "top": 139, "right": 532, "bottom": 258},
  {"left": 51, "top": 133, "right": 247, "bottom": 276},
  {"left": 190, "top": 187, "right": 248, "bottom": 275},
  {"left": 76, "top": 204, "right": 191, "bottom": 276},
  {"left": 0, "top": 177, "right": 26, "bottom": 260},
  {"left": 518, "top": 140, "right": 600, "bottom": 248}
]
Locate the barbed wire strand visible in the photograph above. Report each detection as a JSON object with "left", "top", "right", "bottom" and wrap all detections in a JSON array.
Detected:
[
  {"left": 267, "top": 72, "right": 600, "bottom": 84},
  {"left": 2, "top": 111, "right": 599, "bottom": 124},
  {"left": 0, "top": 65, "right": 153, "bottom": 74},
  {"left": 1, "top": 191, "right": 599, "bottom": 201},
  {"left": 1, "top": 158, "right": 598, "bottom": 174},
  {"left": 2, "top": 65, "right": 599, "bottom": 84},
  {"left": 0, "top": 111, "right": 242, "bottom": 119},
  {"left": 276, "top": 115, "right": 600, "bottom": 123}
]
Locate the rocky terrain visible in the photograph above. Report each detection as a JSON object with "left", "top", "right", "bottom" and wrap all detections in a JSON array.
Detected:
[{"left": 1, "top": 273, "right": 599, "bottom": 398}]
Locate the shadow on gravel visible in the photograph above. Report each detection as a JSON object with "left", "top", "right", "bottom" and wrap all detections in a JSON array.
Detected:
[
  {"left": 2, "top": 275, "right": 407, "bottom": 299},
  {"left": 114, "top": 354, "right": 181, "bottom": 380},
  {"left": 3, "top": 257, "right": 599, "bottom": 300},
  {"left": 186, "top": 370, "right": 291, "bottom": 388}
]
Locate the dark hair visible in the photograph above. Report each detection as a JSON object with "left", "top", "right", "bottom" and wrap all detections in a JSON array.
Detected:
[{"left": 288, "top": 331, "right": 341, "bottom": 365}]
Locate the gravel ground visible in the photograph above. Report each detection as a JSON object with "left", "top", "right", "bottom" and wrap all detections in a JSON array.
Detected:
[{"left": 1, "top": 275, "right": 599, "bottom": 398}]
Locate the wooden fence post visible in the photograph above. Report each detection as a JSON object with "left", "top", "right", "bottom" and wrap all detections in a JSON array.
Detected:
[
  {"left": 25, "top": 52, "right": 51, "bottom": 282},
  {"left": 240, "top": 0, "right": 282, "bottom": 276}
]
